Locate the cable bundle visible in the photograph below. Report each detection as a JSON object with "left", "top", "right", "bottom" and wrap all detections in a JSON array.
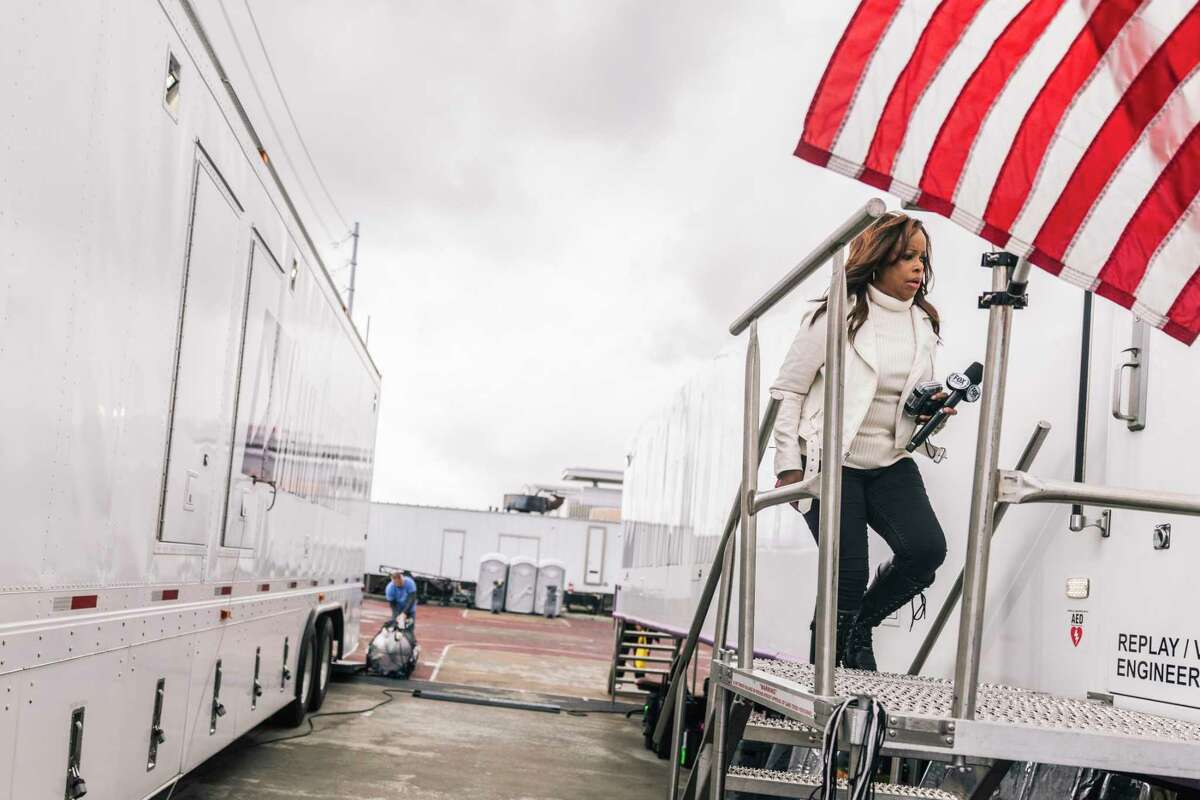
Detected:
[{"left": 812, "top": 695, "right": 889, "bottom": 800}]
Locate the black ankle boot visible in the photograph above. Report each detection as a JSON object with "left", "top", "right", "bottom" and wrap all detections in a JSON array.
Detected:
[
  {"left": 843, "top": 561, "right": 933, "bottom": 671},
  {"left": 808, "top": 611, "right": 857, "bottom": 666}
]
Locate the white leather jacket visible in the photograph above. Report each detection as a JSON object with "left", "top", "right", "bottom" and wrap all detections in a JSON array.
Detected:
[{"left": 769, "top": 297, "right": 940, "bottom": 501}]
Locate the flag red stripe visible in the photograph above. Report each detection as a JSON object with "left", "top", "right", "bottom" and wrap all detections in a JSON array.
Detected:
[
  {"left": 919, "top": 0, "right": 1065, "bottom": 204},
  {"left": 1095, "top": 124, "right": 1200, "bottom": 305},
  {"left": 862, "top": 0, "right": 987, "bottom": 179},
  {"left": 798, "top": 0, "right": 904, "bottom": 163},
  {"left": 1165, "top": 265, "right": 1200, "bottom": 344},
  {"left": 981, "top": 0, "right": 1141, "bottom": 238},
  {"left": 1032, "top": 6, "right": 1200, "bottom": 269}
]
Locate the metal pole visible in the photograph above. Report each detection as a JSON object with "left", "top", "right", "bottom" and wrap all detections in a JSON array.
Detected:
[
  {"left": 814, "top": 249, "right": 848, "bottom": 696},
  {"left": 347, "top": 221, "right": 360, "bottom": 317},
  {"left": 951, "top": 261, "right": 1016, "bottom": 719},
  {"left": 737, "top": 322, "right": 761, "bottom": 669},
  {"left": 729, "top": 199, "right": 887, "bottom": 335},
  {"left": 652, "top": 400, "right": 778, "bottom": 747},
  {"left": 710, "top": 681, "right": 728, "bottom": 799},
  {"left": 907, "top": 420, "right": 1050, "bottom": 676},
  {"left": 669, "top": 672, "right": 686, "bottom": 799},
  {"left": 1070, "top": 292, "right": 1093, "bottom": 526}
]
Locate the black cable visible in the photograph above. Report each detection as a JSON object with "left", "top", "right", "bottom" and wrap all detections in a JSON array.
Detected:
[{"left": 243, "top": 687, "right": 412, "bottom": 748}]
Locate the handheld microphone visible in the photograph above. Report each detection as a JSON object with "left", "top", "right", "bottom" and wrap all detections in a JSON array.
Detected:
[{"left": 906, "top": 361, "right": 983, "bottom": 453}]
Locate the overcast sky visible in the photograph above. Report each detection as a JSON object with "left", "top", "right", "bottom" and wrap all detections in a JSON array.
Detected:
[{"left": 205, "top": 1, "right": 873, "bottom": 510}]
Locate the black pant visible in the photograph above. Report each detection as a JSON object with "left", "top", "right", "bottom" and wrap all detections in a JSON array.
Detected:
[{"left": 802, "top": 458, "right": 946, "bottom": 613}]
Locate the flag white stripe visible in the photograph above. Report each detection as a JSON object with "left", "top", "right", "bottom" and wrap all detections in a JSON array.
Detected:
[
  {"left": 1064, "top": 65, "right": 1200, "bottom": 284},
  {"left": 952, "top": 1, "right": 1097, "bottom": 218},
  {"left": 1128, "top": 191, "right": 1200, "bottom": 321},
  {"left": 891, "top": 0, "right": 1028, "bottom": 193},
  {"left": 1007, "top": 2, "right": 1191, "bottom": 249},
  {"left": 830, "top": 0, "right": 944, "bottom": 170}
]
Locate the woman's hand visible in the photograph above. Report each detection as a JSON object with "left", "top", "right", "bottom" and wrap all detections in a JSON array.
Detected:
[
  {"left": 776, "top": 470, "right": 806, "bottom": 513},
  {"left": 776, "top": 469, "right": 805, "bottom": 487},
  {"left": 917, "top": 391, "right": 957, "bottom": 423}
]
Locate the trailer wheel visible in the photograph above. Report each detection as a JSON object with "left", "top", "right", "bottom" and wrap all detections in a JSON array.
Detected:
[
  {"left": 307, "top": 615, "right": 334, "bottom": 712},
  {"left": 278, "top": 621, "right": 316, "bottom": 728}
]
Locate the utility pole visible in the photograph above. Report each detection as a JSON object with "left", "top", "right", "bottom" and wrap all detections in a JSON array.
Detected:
[{"left": 347, "top": 221, "right": 360, "bottom": 317}]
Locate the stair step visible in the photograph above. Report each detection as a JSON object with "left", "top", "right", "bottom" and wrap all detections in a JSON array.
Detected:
[
  {"left": 614, "top": 665, "right": 670, "bottom": 675},
  {"left": 616, "top": 654, "right": 674, "bottom": 664},
  {"left": 725, "top": 767, "right": 958, "bottom": 799},
  {"left": 619, "top": 643, "right": 676, "bottom": 652},
  {"left": 744, "top": 711, "right": 821, "bottom": 746}
]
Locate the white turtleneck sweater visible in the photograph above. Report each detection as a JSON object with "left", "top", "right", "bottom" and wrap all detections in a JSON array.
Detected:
[{"left": 846, "top": 284, "right": 917, "bottom": 469}]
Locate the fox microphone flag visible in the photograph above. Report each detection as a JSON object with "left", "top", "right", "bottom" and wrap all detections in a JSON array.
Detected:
[{"left": 796, "top": 0, "right": 1200, "bottom": 345}]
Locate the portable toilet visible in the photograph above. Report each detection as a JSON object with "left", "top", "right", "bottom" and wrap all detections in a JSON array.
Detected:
[
  {"left": 504, "top": 556, "right": 538, "bottom": 614},
  {"left": 534, "top": 559, "right": 566, "bottom": 617},
  {"left": 475, "top": 553, "right": 510, "bottom": 611}
]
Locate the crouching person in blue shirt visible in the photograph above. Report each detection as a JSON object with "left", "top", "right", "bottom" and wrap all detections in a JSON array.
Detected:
[{"left": 386, "top": 571, "right": 417, "bottom": 629}]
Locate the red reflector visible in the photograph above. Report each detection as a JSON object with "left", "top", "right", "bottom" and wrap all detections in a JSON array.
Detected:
[
  {"left": 70, "top": 595, "right": 98, "bottom": 610},
  {"left": 288, "top": 581, "right": 298, "bottom": 589},
  {"left": 160, "top": 589, "right": 179, "bottom": 601},
  {"left": 259, "top": 583, "right": 270, "bottom": 592},
  {"left": 218, "top": 586, "right": 232, "bottom": 596}
]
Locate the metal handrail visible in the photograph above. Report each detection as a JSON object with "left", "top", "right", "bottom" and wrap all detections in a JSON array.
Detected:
[
  {"left": 907, "top": 421, "right": 1051, "bottom": 676},
  {"left": 728, "top": 198, "right": 887, "bottom": 335},
  {"left": 738, "top": 322, "right": 761, "bottom": 669},
  {"left": 952, "top": 259, "right": 1018, "bottom": 720},
  {"left": 813, "top": 248, "right": 848, "bottom": 697},
  {"left": 751, "top": 474, "right": 822, "bottom": 514},
  {"left": 997, "top": 470, "right": 1200, "bottom": 516}
]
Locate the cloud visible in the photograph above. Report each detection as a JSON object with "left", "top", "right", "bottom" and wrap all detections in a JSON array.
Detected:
[{"left": 212, "top": 0, "right": 867, "bottom": 509}]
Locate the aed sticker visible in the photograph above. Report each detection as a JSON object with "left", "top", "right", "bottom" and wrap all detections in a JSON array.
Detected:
[{"left": 1068, "top": 609, "right": 1086, "bottom": 648}]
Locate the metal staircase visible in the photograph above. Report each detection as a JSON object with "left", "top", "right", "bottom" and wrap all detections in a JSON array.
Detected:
[
  {"left": 608, "top": 617, "right": 682, "bottom": 698},
  {"left": 653, "top": 200, "right": 1200, "bottom": 799}
]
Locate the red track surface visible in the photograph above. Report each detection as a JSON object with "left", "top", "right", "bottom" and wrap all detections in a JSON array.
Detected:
[{"left": 350, "top": 597, "right": 616, "bottom": 683}]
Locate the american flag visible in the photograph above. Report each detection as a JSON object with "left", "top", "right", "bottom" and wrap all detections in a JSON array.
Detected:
[{"left": 796, "top": 0, "right": 1200, "bottom": 344}]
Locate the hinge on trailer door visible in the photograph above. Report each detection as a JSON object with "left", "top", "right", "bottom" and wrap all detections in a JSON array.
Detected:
[
  {"left": 65, "top": 706, "right": 88, "bottom": 799},
  {"left": 147, "top": 678, "right": 167, "bottom": 771},
  {"left": 252, "top": 647, "right": 264, "bottom": 709},
  {"left": 210, "top": 660, "right": 226, "bottom": 734}
]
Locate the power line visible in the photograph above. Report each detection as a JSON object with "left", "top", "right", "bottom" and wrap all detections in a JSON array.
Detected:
[
  {"left": 215, "top": 0, "right": 340, "bottom": 246},
  {"left": 242, "top": 0, "right": 352, "bottom": 233}
]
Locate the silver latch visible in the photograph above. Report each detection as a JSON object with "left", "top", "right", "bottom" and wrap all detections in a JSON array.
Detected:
[
  {"left": 66, "top": 707, "right": 87, "bottom": 799},
  {"left": 1070, "top": 509, "right": 1111, "bottom": 538},
  {"left": 147, "top": 678, "right": 166, "bottom": 771},
  {"left": 282, "top": 637, "right": 292, "bottom": 687},
  {"left": 210, "top": 660, "right": 225, "bottom": 734},
  {"left": 252, "top": 647, "right": 263, "bottom": 710},
  {"left": 1112, "top": 320, "right": 1150, "bottom": 431},
  {"left": 1154, "top": 523, "right": 1171, "bottom": 550}
]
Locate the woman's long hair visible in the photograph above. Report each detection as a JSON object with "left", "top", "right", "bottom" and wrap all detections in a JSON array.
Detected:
[{"left": 810, "top": 212, "right": 940, "bottom": 339}]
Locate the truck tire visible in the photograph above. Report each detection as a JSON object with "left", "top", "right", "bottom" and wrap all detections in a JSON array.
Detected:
[
  {"left": 278, "top": 619, "right": 316, "bottom": 728},
  {"left": 307, "top": 615, "right": 334, "bottom": 712}
]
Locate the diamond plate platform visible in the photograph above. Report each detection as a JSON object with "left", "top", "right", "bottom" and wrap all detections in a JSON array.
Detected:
[
  {"left": 726, "top": 766, "right": 959, "bottom": 799},
  {"left": 716, "top": 658, "right": 1200, "bottom": 780}
]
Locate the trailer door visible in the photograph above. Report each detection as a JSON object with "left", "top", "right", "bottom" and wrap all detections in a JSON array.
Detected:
[
  {"left": 440, "top": 529, "right": 466, "bottom": 580},
  {"left": 585, "top": 525, "right": 606, "bottom": 585},
  {"left": 157, "top": 156, "right": 246, "bottom": 546},
  {"left": 221, "top": 233, "right": 286, "bottom": 549}
]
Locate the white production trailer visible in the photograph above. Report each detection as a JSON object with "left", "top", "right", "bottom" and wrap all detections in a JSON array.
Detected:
[
  {"left": 619, "top": 211, "right": 1200, "bottom": 731},
  {"left": 367, "top": 502, "right": 621, "bottom": 599},
  {"left": 0, "top": 3, "right": 379, "bottom": 798}
]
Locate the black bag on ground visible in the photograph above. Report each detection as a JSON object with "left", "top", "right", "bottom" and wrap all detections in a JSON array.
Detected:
[{"left": 366, "top": 619, "right": 420, "bottom": 679}]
